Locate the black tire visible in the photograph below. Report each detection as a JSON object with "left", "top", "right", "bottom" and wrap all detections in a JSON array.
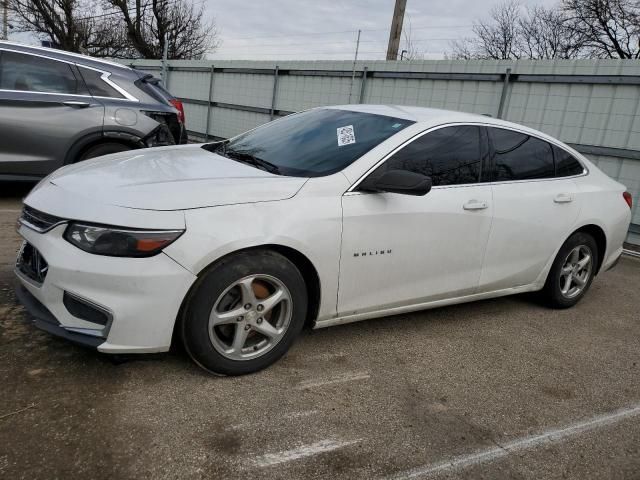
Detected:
[
  {"left": 181, "top": 250, "right": 307, "bottom": 375},
  {"left": 78, "top": 142, "right": 131, "bottom": 161},
  {"left": 542, "top": 232, "right": 599, "bottom": 309}
]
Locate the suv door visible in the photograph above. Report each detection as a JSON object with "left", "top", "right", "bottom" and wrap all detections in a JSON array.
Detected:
[
  {"left": 338, "top": 125, "right": 493, "bottom": 316},
  {"left": 0, "top": 49, "right": 105, "bottom": 178},
  {"left": 478, "top": 127, "right": 583, "bottom": 292}
]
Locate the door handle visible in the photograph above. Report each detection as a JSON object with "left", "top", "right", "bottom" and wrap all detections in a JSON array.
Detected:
[
  {"left": 463, "top": 200, "right": 489, "bottom": 210},
  {"left": 554, "top": 193, "right": 573, "bottom": 204},
  {"left": 63, "top": 101, "right": 91, "bottom": 108}
]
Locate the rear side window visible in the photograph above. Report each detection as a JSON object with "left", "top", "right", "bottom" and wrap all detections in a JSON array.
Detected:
[
  {"left": 78, "top": 67, "right": 125, "bottom": 99},
  {"left": 373, "top": 125, "right": 483, "bottom": 187},
  {"left": 0, "top": 51, "right": 85, "bottom": 95},
  {"left": 489, "top": 128, "right": 555, "bottom": 181},
  {"left": 553, "top": 146, "right": 584, "bottom": 177}
]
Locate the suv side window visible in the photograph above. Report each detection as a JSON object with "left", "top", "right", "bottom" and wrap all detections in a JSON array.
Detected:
[
  {"left": 489, "top": 128, "right": 555, "bottom": 181},
  {"left": 0, "top": 51, "right": 84, "bottom": 95},
  {"left": 367, "top": 125, "right": 483, "bottom": 187},
  {"left": 78, "top": 67, "right": 125, "bottom": 99},
  {"left": 553, "top": 146, "right": 584, "bottom": 177}
]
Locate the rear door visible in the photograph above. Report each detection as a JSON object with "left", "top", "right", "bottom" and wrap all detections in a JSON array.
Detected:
[
  {"left": 478, "top": 127, "right": 582, "bottom": 292},
  {"left": 0, "top": 49, "right": 104, "bottom": 178}
]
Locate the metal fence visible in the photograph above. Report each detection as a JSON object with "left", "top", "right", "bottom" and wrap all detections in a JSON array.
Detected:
[{"left": 123, "top": 58, "right": 640, "bottom": 245}]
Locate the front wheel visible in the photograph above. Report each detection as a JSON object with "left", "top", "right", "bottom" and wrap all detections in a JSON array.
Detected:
[
  {"left": 542, "top": 232, "right": 598, "bottom": 309},
  {"left": 181, "top": 250, "right": 307, "bottom": 375}
]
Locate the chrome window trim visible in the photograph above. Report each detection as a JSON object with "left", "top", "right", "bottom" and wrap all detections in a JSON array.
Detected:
[
  {"left": 345, "top": 121, "right": 588, "bottom": 194},
  {"left": 0, "top": 47, "right": 139, "bottom": 102},
  {"left": 0, "top": 41, "right": 133, "bottom": 70}
]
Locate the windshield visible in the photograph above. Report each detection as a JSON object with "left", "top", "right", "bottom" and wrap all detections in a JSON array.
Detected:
[{"left": 202, "top": 108, "right": 414, "bottom": 177}]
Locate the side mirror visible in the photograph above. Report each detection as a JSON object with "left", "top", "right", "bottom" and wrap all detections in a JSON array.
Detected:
[{"left": 360, "top": 169, "right": 432, "bottom": 196}]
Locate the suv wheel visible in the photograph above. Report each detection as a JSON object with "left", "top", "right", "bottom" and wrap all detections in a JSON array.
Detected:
[
  {"left": 78, "top": 142, "right": 131, "bottom": 161},
  {"left": 181, "top": 250, "right": 307, "bottom": 375}
]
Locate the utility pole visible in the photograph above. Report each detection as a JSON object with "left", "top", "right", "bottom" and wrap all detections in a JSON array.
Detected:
[
  {"left": 2, "top": 0, "right": 8, "bottom": 41},
  {"left": 348, "top": 29, "right": 361, "bottom": 104},
  {"left": 161, "top": 34, "right": 169, "bottom": 87},
  {"left": 386, "top": 0, "right": 407, "bottom": 60}
]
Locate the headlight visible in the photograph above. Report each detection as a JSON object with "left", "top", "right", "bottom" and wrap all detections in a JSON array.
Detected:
[{"left": 63, "top": 223, "right": 184, "bottom": 257}]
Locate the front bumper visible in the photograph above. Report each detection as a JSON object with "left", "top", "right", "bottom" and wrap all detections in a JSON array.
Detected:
[
  {"left": 15, "top": 223, "right": 197, "bottom": 354},
  {"left": 15, "top": 285, "right": 104, "bottom": 349}
]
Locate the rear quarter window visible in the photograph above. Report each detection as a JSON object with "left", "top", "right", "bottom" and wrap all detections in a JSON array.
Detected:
[
  {"left": 553, "top": 146, "right": 585, "bottom": 177},
  {"left": 78, "top": 67, "right": 125, "bottom": 99}
]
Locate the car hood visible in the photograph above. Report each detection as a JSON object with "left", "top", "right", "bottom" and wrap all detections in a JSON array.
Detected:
[{"left": 46, "top": 145, "right": 308, "bottom": 211}]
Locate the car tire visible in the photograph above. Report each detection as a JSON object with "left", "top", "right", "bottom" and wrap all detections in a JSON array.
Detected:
[
  {"left": 181, "top": 250, "right": 308, "bottom": 375},
  {"left": 78, "top": 142, "right": 131, "bottom": 161},
  {"left": 542, "top": 232, "right": 599, "bottom": 309}
]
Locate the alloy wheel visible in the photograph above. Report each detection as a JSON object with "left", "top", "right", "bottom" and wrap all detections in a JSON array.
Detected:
[
  {"left": 559, "top": 245, "right": 593, "bottom": 299},
  {"left": 208, "top": 274, "right": 292, "bottom": 361}
]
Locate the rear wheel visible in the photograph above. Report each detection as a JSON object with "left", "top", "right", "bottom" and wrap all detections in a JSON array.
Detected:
[
  {"left": 78, "top": 142, "right": 131, "bottom": 161},
  {"left": 181, "top": 250, "right": 307, "bottom": 375},
  {"left": 542, "top": 232, "right": 598, "bottom": 308}
]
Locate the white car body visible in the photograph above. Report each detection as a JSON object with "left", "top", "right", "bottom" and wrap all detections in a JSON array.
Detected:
[{"left": 15, "top": 105, "right": 631, "bottom": 355}]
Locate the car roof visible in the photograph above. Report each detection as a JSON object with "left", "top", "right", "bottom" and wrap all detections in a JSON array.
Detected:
[
  {"left": 0, "top": 41, "right": 134, "bottom": 74},
  {"left": 328, "top": 104, "right": 565, "bottom": 145}
]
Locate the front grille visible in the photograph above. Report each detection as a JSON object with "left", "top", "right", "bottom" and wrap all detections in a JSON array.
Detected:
[
  {"left": 20, "top": 205, "right": 66, "bottom": 233},
  {"left": 16, "top": 242, "right": 48, "bottom": 284}
]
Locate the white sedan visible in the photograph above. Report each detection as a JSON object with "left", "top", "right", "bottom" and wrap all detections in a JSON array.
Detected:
[{"left": 15, "top": 105, "right": 633, "bottom": 375}]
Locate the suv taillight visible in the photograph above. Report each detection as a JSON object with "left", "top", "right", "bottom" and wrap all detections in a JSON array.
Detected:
[
  {"left": 623, "top": 191, "right": 632, "bottom": 209},
  {"left": 169, "top": 99, "right": 185, "bottom": 124}
]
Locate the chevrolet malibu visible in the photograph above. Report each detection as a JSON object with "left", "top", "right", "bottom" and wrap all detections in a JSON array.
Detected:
[{"left": 15, "top": 105, "right": 633, "bottom": 375}]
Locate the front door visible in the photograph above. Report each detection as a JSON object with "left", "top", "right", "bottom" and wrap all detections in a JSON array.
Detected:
[{"left": 338, "top": 125, "right": 494, "bottom": 316}]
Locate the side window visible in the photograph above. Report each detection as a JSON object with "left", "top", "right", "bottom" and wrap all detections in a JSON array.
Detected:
[
  {"left": 553, "top": 146, "right": 584, "bottom": 177},
  {"left": 0, "top": 51, "right": 84, "bottom": 95},
  {"left": 489, "top": 128, "right": 555, "bottom": 181},
  {"left": 78, "top": 67, "right": 125, "bottom": 99},
  {"left": 368, "top": 125, "right": 483, "bottom": 187}
]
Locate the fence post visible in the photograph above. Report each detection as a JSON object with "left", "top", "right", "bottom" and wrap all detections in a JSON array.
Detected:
[
  {"left": 497, "top": 67, "right": 512, "bottom": 119},
  {"left": 270, "top": 65, "right": 279, "bottom": 120},
  {"left": 359, "top": 66, "right": 368, "bottom": 103},
  {"left": 205, "top": 64, "right": 215, "bottom": 141}
]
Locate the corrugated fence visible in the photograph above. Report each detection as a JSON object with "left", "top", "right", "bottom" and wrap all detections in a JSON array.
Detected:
[{"left": 123, "top": 58, "right": 640, "bottom": 245}]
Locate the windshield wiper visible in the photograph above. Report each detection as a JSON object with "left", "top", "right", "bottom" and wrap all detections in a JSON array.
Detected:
[{"left": 224, "top": 149, "right": 281, "bottom": 174}]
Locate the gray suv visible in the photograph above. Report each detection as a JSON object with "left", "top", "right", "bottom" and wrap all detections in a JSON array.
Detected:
[{"left": 0, "top": 41, "right": 187, "bottom": 181}]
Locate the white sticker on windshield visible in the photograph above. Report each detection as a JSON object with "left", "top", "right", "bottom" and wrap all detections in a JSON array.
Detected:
[{"left": 337, "top": 125, "right": 356, "bottom": 146}]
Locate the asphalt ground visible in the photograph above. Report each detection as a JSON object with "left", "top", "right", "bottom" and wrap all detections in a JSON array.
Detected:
[{"left": 1, "top": 182, "right": 639, "bottom": 480}]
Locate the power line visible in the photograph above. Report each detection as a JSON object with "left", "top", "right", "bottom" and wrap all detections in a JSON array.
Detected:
[
  {"left": 223, "top": 25, "right": 472, "bottom": 41},
  {"left": 218, "top": 37, "right": 459, "bottom": 49},
  {"left": 74, "top": 0, "right": 193, "bottom": 22}
]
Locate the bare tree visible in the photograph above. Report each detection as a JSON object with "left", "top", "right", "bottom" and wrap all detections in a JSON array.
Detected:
[
  {"left": 473, "top": 0, "right": 522, "bottom": 59},
  {"left": 519, "top": 5, "right": 586, "bottom": 59},
  {"left": 106, "top": 0, "right": 218, "bottom": 59},
  {"left": 450, "top": 0, "right": 590, "bottom": 60},
  {"left": 400, "top": 15, "right": 421, "bottom": 60},
  {"left": 562, "top": 0, "right": 640, "bottom": 58},
  {"left": 9, "top": 0, "right": 114, "bottom": 54},
  {"left": 9, "top": 0, "right": 217, "bottom": 59}
]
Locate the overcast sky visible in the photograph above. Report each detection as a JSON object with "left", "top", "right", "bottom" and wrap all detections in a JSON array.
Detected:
[
  {"left": 206, "top": 0, "right": 559, "bottom": 61},
  {"left": 6, "top": 0, "right": 559, "bottom": 60}
]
